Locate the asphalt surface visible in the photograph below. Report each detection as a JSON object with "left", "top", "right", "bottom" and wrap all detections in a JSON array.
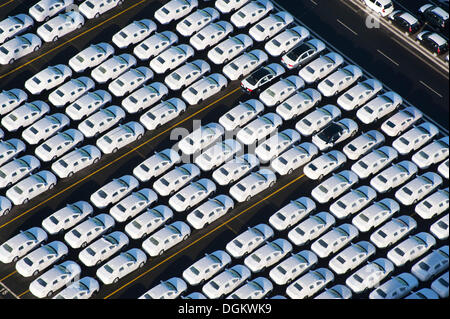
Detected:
[{"left": 0, "top": 0, "right": 448, "bottom": 300}]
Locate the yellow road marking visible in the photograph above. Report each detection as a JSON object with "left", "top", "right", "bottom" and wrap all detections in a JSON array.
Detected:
[
  {"left": 104, "top": 173, "right": 306, "bottom": 299},
  {"left": 0, "top": 0, "right": 14, "bottom": 8},
  {"left": 0, "top": 271, "right": 16, "bottom": 282},
  {"left": 17, "top": 289, "right": 28, "bottom": 298}
]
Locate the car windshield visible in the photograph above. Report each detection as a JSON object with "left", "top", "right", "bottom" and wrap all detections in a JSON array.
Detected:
[{"left": 246, "top": 68, "right": 271, "bottom": 86}]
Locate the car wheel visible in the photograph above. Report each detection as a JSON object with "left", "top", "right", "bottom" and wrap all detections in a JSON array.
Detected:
[
  {"left": 8, "top": 58, "right": 15, "bottom": 64},
  {"left": 113, "top": 277, "right": 119, "bottom": 284},
  {"left": 12, "top": 256, "right": 19, "bottom": 263},
  {"left": 23, "top": 198, "right": 29, "bottom": 205},
  {"left": 229, "top": 179, "right": 234, "bottom": 184},
  {"left": 288, "top": 168, "right": 293, "bottom": 175},
  {"left": 47, "top": 291, "right": 54, "bottom": 298},
  {"left": 139, "top": 262, "right": 145, "bottom": 268},
  {"left": 186, "top": 206, "right": 191, "bottom": 211},
  {"left": 158, "top": 249, "right": 164, "bottom": 256},
  {"left": 95, "top": 13, "right": 100, "bottom": 18},
  {"left": 77, "top": 23, "right": 83, "bottom": 29},
  {"left": 112, "top": 147, "right": 118, "bottom": 153},
  {"left": 81, "top": 242, "right": 87, "bottom": 248},
  {"left": 224, "top": 58, "right": 229, "bottom": 63},
  {"left": 137, "top": 134, "right": 143, "bottom": 140},
  {"left": 68, "top": 172, "right": 74, "bottom": 178},
  {"left": 96, "top": 260, "right": 102, "bottom": 266},
  {"left": 269, "top": 181, "right": 275, "bottom": 187},
  {"left": 318, "top": 174, "right": 324, "bottom": 180},
  {"left": 34, "top": 45, "right": 40, "bottom": 52},
  {"left": 49, "top": 183, "right": 55, "bottom": 190},
  {"left": 93, "top": 157, "right": 100, "bottom": 164},
  {"left": 53, "top": 36, "right": 59, "bottom": 42},
  {"left": 246, "top": 195, "right": 251, "bottom": 202},
  {"left": 183, "top": 234, "right": 189, "bottom": 240},
  {"left": 33, "top": 270, "right": 39, "bottom": 277}
]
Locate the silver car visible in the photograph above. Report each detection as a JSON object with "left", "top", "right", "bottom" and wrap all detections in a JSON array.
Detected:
[
  {"left": 269, "top": 250, "right": 318, "bottom": 285},
  {"left": 287, "top": 211, "right": 336, "bottom": 246},
  {"left": 212, "top": 153, "right": 260, "bottom": 186},
  {"left": 0, "top": 88, "right": 28, "bottom": 116},
  {"left": 0, "top": 227, "right": 48, "bottom": 263},
  {"left": 329, "top": 185, "right": 377, "bottom": 220},
  {"left": 208, "top": 34, "right": 253, "bottom": 65},
  {"left": 0, "top": 14, "right": 34, "bottom": 44},
  {"left": 51, "top": 145, "right": 101, "bottom": 179},
  {"left": 351, "top": 146, "right": 399, "bottom": 179},
  {"left": 133, "top": 31, "right": 178, "bottom": 61},
  {"left": 311, "top": 223, "right": 359, "bottom": 258},
  {"left": 68, "top": 42, "right": 115, "bottom": 73},
  {"left": 165, "top": 59, "right": 211, "bottom": 91},
  {"left": 0, "top": 155, "right": 40, "bottom": 189},
  {"left": 122, "top": 82, "right": 169, "bottom": 114},
  {"left": 370, "top": 160, "right": 418, "bottom": 194},
  {"left": 25, "top": 64, "right": 72, "bottom": 95},
  {"left": 182, "top": 250, "right": 232, "bottom": 286},
  {"left": 133, "top": 148, "right": 181, "bottom": 183},
  {"left": 222, "top": 49, "right": 268, "bottom": 81},
  {"left": 41, "top": 200, "right": 93, "bottom": 235},
  {"left": 218, "top": 99, "right": 264, "bottom": 131},
  {"left": 225, "top": 223, "right": 274, "bottom": 258},
  {"left": 345, "top": 258, "right": 394, "bottom": 293},
  {"left": 370, "top": 215, "right": 417, "bottom": 249},
  {"left": 271, "top": 142, "right": 319, "bottom": 176},
  {"left": 352, "top": 198, "right": 400, "bottom": 232},
  {"left": 285, "top": 267, "right": 334, "bottom": 299},
  {"left": 343, "top": 130, "right": 385, "bottom": 161},
  {"left": 268, "top": 196, "right": 316, "bottom": 231},
  {"left": 275, "top": 88, "right": 322, "bottom": 121},
  {"left": 337, "top": 78, "right": 383, "bottom": 111},
  {"left": 65, "top": 90, "right": 112, "bottom": 121}
]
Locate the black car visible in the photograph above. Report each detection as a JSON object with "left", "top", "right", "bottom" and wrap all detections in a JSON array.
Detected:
[
  {"left": 240, "top": 63, "right": 285, "bottom": 93},
  {"left": 388, "top": 10, "right": 422, "bottom": 34},
  {"left": 418, "top": 3, "right": 449, "bottom": 31},
  {"left": 417, "top": 30, "right": 449, "bottom": 55}
]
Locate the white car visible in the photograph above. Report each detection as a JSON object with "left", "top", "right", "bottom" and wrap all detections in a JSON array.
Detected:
[
  {"left": 393, "top": 122, "right": 440, "bottom": 155},
  {"left": 149, "top": 44, "right": 194, "bottom": 74},
  {"left": 351, "top": 146, "right": 398, "bottom": 179},
  {"left": 271, "top": 142, "right": 319, "bottom": 176},
  {"left": 53, "top": 276, "right": 99, "bottom": 299},
  {"left": 0, "top": 227, "right": 47, "bottom": 263},
  {"left": 29, "top": 0, "right": 74, "bottom": 23},
  {"left": 280, "top": 38, "right": 326, "bottom": 69},
  {"left": 370, "top": 215, "right": 417, "bottom": 249},
  {"left": 265, "top": 26, "right": 310, "bottom": 57},
  {"left": 36, "top": 11, "right": 85, "bottom": 42},
  {"left": 222, "top": 49, "right": 268, "bottom": 81},
  {"left": 311, "top": 118, "right": 359, "bottom": 151},
  {"left": 241, "top": 63, "right": 285, "bottom": 92},
  {"left": 65, "top": 90, "right": 112, "bottom": 121},
  {"left": 345, "top": 258, "right": 394, "bottom": 293},
  {"left": 215, "top": 0, "right": 250, "bottom": 14},
  {"left": 227, "top": 277, "right": 273, "bottom": 299},
  {"left": 15, "top": 241, "right": 68, "bottom": 277},
  {"left": 1, "top": 100, "right": 49, "bottom": 132},
  {"left": 330, "top": 186, "right": 377, "bottom": 219},
  {"left": 124, "top": 205, "right": 173, "bottom": 240},
  {"left": 352, "top": 198, "right": 400, "bottom": 232},
  {"left": 285, "top": 268, "right": 334, "bottom": 299},
  {"left": 370, "top": 160, "right": 418, "bottom": 193},
  {"left": 195, "top": 139, "right": 242, "bottom": 171},
  {"left": 295, "top": 104, "right": 342, "bottom": 137},
  {"left": 25, "top": 64, "right": 72, "bottom": 95},
  {"left": 29, "top": 261, "right": 81, "bottom": 298},
  {"left": 405, "top": 288, "right": 440, "bottom": 299},
  {"left": 165, "top": 60, "right": 211, "bottom": 91},
  {"left": 415, "top": 188, "right": 449, "bottom": 220},
  {"left": 363, "top": 0, "right": 394, "bottom": 17},
  {"left": 123, "top": 82, "right": 169, "bottom": 114},
  {"left": 244, "top": 238, "right": 293, "bottom": 273},
  {"left": 202, "top": 264, "right": 251, "bottom": 299},
  {"left": 317, "top": 65, "right": 363, "bottom": 97},
  {"left": 182, "top": 250, "right": 232, "bottom": 285},
  {"left": 168, "top": 178, "right": 216, "bottom": 212},
  {"left": 141, "top": 221, "right": 191, "bottom": 257},
  {"left": 337, "top": 78, "right": 383, "bottom": 111},
  {"left": 78, "top": 105, "right": 126, "bottom": 138},
  {"left": 112, "top": 19, "right": 156, "bottom": 49},
  {"left": 176, "top": 7, "right": 220, "bottom": 37},
  {"left": 287, "top": 211, "right": 336, "bottom": 246},
  {"left": 108, "top": 67, "right": 154, "bottom": 97},
  {"left": 255, "top": 129, "right": 301, "bottom": 163},
  {"left": 6, "top": 170, "right": 57, "bottom": 206},
  {"left": 51, "top": 145, "right": 101, "bottom": 178},
  {"left": 133, "top": 148, "right": 181, "bottom": 183},
  {"left": 218, "top": 99, "right": 264, "bottom": 131},
  {"left": 154, "top": 0, "right": 198, "bottom": 25},
  {"left": 248, "top": 11, "right": 293, "bottom": 42},
  {"left": 153, "top": 164, "right": 201, "bottom": 196},
  {"left": 381, "top": 106, "right": 423, "bottom": 137},
  {"left": 269, "top": 196, "right": 316, "bottom": 231},
  {"left": 190, "top": 21, "right": 234, "bottom": 51},
  {"left": 259, "top": 75, "right": 304, "bottom": 107},
  {"left": 298, "top": 52, "right": 344, "bottom": 84},
  {"left": 343, "top": 130, "right": 385, "bottom": 161},
  {"left": 275, "top": 88, "right": 321, "bottom": 121},
  {"left": 229, "top": 168, "right": 277, "bottom": 202},
  {"left": 49, "top": 77, "right": 95, "bottom": 107},
  {"left": 64, "top": 213, "right": 115, "bottom": 249},
  {"left": 230, "top": 0, "right": 273, "bottom": 29},
  {"left": 236, "top": 112, "right": 283, "bottom": 145},
  {"left": 370, "top": 272, "right": 419, "bottom": 299},
  {"left": 303, "top": 150, "right": 347, "bottom": 180},
  {"left": 42, "top": 200, "right": 93, "bottom": 235},
  {"left": 431, "top": 272, "right": 449, "bottom": 298},
  {"left": 96, "top": 248, "right": 147, "bottom": 285},
  {"left": 78, "top": 231, "right": 129, "bottom": 267},
  {"left": 314, "top": 284, "right": 352, "bottom": 299},
  {"left": 328, "top": 241, "right": 376, "bottom": 275},
  {"left": 139, "top": 277, "right": 187, "bottom": 299},
  {"left": 178, "top": 122, "right": 224, "bottom": 155},
  {"left": 311, "top": 223, "right": 359, "bottom": 258},
  {"left": 133, "top": 31, "right": 178, "bottom": 61},
  {"left": 182, "top": 73, "right": 228, "bottom": 105},
  {"left": 68, "top": 42, "right": 115, "bottom": 73},
  {"left": 90, "top": 175, "right": 139, "bottom": 209},
  {"left": 269, "top": 250, "right": 318, "bottom": 285},
  {"left": 412, "top": 136, "right": 449, "bottom": 169},
  {"left": 225, "top": 223, "right": 274, "bottom": 258},
  {"left": 96, "top": 121, "right": 144, "bottom": 154},
  {"left": 395, "top": 172, "right": 443, "bottom": 206},
  {"left": 311, "top": 170, "right": 359, "bottom": 204},
  {"left": 411, "top": 245, "right": 449, "bottom": 282},
  {"left": 109, "top": 188, "right": 158, "bottom": 222},
  {"left": 0, "top": 155, "right": 40, "bottom": 189},
  {"left": 22, "top": 113, "right": 70, "bottom": 145},
  {"left": 388, "top": 232, "right": 436, "bottom": 267},
  {"left": 91, "top": 54, "right": 137, "bottom": 84},
  {"left": 35, "top": 129, "right": 84, "bottom": 162},
  {"left": 186, "top": 194, "right": 234, "bottom": 230},
  {"left": 0, "top": 138, "right": 26, "bottom": 166},
  {"left": 208, "top": 34, "right": 253, "bottom": 65},
  {"left": 79, "top": 0, "right": 123, "bottom": 19},
  {"left": 212, "top": 153, "right": 260, "bottom": 186},
  {"left": 356, "top": 91, "right": 403, "bottom": 125},
  {"left": 0, "top": 88, "right": 28, "bottom": 115},
  {"left": 438, "top": 158, "right": 449, "bottom": 179},
  {"left": 0, "top": 34, "right": 42, "bottom": 65}
]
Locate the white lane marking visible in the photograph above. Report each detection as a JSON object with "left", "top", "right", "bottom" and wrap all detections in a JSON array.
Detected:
[
  {"left": 377, "top": 49, "right": 400, "bottom": 66},
  {"left": 0, "top": 281, "right": 19, "bottom": 299},
  {"left": 336, "top": 18, "right": 359, "bottom": 36},
  {"left": 419, "top": 80, "right": 444, "bottom": 98},
  {"left": 310, "top": 0, "right": 318, "bottom": 5},
  {"left": 340, "top": 0, "right": 359, "bottom": 13}
]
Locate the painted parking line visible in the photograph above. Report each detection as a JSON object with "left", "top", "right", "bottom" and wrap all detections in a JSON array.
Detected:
[
  {"left": 0, "top": 281, "right": 19, "bottom": 299},
  {"left": 0, "top": 271, "right": 16, "bottom": 282},
  {"left": 17, "top": 289, "right": 29, "bottom": 298},
  {"left": 0, "top": 0, "right": 14, "bottom": 8},
  {"left": 0, "top": 87, "right": 241, "bottom": 231},
  {"left": 103, "top": 173, "right": 306, "bottom": 299}
]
